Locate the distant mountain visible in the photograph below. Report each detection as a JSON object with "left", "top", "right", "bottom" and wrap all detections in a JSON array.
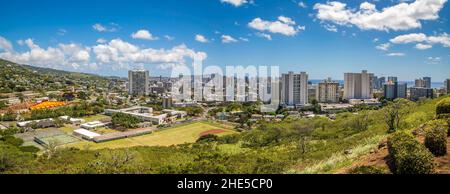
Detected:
[{"left": 0, "top": 58, "right": 111, "bottom": 93}]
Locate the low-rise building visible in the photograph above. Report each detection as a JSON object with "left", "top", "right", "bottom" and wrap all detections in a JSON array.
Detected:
[
  {"left": 73, "top": 129, "right": 101, "bottom": 140},
  {"left": 105, "top": 106, "right": 167, "bottom": 125},
  {"left": 80, "top": 121, "right": 107, "bottom": 130}
]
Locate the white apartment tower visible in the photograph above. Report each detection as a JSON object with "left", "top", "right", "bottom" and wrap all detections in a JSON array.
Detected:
[
  {"left": 316, "top": 78, "right": 339, "bottom": 103},
  {"left": 343, "top": 70, "right": 374, "bottom": 100},
  {"left": 128, "top": 70, "right": 150, "bottom": 96},
  {"left": 281, "top": 71, "right": 308, "bottom": 107}
]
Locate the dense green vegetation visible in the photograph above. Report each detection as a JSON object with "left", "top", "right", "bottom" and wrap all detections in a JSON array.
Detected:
[
  {"left": 111, "top": 112, "right": 141, "bottom": 130},
  {"left": 0, "top": 94, "right": 448, "bottom": 174},
  {"left": 0, "top": 59, "right": 110, "bottom": 93},
  {"left": 387, "top": 131, "right": 435, "bottom": 174},
  {"left": 424, "top": 120, "right": 448, "bottom": 156}
]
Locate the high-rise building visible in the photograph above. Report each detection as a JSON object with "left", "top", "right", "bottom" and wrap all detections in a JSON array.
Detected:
[
  {"left": 410, "top": 87, "right": 433, "bottom": 101},
  {"left": 388, "top": 76, "right": 398, "bottom": 83},
  {"left": 397, "top": 83, "right": 407, "bottom": 99},
  {"left": 415, "top": 77, "right": 431, "bottom": 88},
  {"left": 383, "top": 81, "right": 407, "bottom": 100},
  {"left": 162, "top": 96, "right": 173, "bottom": 108},
  {"left": 281, "top": 71, "right": 308, "bottom": 107},
  {"left": 128, "top": 69, "right": 149, "bottom": 96},
  {"left": 316, "top": 78, "right": 339, "bottom": 103},
  {"left": 423, "top": 77, "right": 431, "bottom": 88},
  {"left": 446, "top": 78, "right": 450, "bottom": 94},
  {"left": 343, "top": 70, "right": 374, "bottom": 100},
  {"left": 375, "top": 77, "right": 385, "bottom": 90}
]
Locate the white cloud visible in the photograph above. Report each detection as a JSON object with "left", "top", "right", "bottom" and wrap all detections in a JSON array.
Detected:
[
  {"left": 0, "top": 36, "right": 206, "bottom": 71},
  {"left": 298, "top": 2, "right": 307, "bottom": 8},
  {"left": 248, "top": 16, "right": 304, "bottom": 36},
  {"left": 92, "top": 39, "right": 207, "bottom": 69},
  {"left": 255, "top": 32, "right": 272, "bottom": 40},
  {"left": 313, "top": 0, "right": 447, "bottom": 31},
  {"left": 323, "top": 24, "right": 338, "bottom": 32},
  {"left": 131, "top": 29, "right": 158, "bottom": 41},
  {"left": 195, "top": 34, "right": 210, "bottom": 43},
  {"left": 376, "top": 43, "right": 391, "bottom": 51},
  {"left": 96, "top": 38, "right": 107, "bottom": 44},
  {"left": 239, "top": 37, "right": 249, "bottom": 42},
  {"left": 387, "top": 52, "right": 406, "bottom": 56},
  {"left": 164, "top": 35, "right": 175, "bottom": 41},
  {"left": 390, "top": 33, "right": 450, "bottom": 48},
  {"left": 92, "top": 23, "right": 118, "bottom": 32},
  {"left": 0, "top": 36, "right": 13, "bottom": 52},
  {"left": 427, "top": 56, "right": 441, "bottom": 64},
  {"left": 0, "top": 38, "right": 92, "bottom": 70},
  {"left": 221, "top": 35, "right": 238, "bottom": 43},
  {"left": 221, "top": 0, "right": 248, "bottom": 7},
  {"left": 415, "top": 43, "right": 433, "bottom": 50}
]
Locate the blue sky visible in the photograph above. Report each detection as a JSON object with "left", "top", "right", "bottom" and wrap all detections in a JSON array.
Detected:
[{"left": 0, "top": 0, "right": 449, "bottom": 81}]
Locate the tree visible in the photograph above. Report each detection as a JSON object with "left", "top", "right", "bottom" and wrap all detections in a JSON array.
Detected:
[
  {"left": 383, "top": 99, "right": 413, "bottom": 133},
  {"left": 292, "top": 122, "right": 314, "bottom": 155},
  {"left": 111, "top": 112, "right": 141, "bottom": 130}
]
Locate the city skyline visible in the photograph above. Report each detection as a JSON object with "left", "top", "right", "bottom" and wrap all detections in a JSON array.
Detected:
[{"left": 0, "top": 0, "right": 449, "bottom": 81}]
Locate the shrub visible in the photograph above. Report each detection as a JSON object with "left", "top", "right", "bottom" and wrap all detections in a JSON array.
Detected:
[
  {"left": 387, "top": 131, "right": 435, "bottom": 174},
  {"left": 425, "top": 125, "right": 447, "bottom": 156},
  {"left": 19, "top": 146, "right": 40, "bottom": 153},
  {"left": 196, "top": 134, "right": 219, "bottom": 143},
  {"left": 1, "top": 135, "right": 24, "bottom": 147},
  {"left": 436, "top": 98, "right": 450, "bottom": 117},
  {"left": 218, "top": 134, "right": 240, "bottom": 144},
  {"left": 349, "top": 166, "right": 386, "bottom": 174}
]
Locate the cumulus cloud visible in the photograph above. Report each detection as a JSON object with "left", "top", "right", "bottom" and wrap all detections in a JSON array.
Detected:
[
  {"left": 387, "top": 52, "right": 406, "bottom": 56},
  {"left": 0, "top": 38, "right": 91, "bottom": 70},
  {"left": 376, "top": 43, "right": 391, "bottom": 51},
  {"left": 164, "top": 35, "right": 175, "bottom": 41},
  {"left": 255, "top": 32, "right": 272, "bottom": 40},
  {"left": 313, "top": 0, "right": 447, "bottom": 31},
  {"left": 96, "top": 38, "right": 108, "bottom": 44},
  {"left": 415, "top": 43, "right": 433, "bottom": 50},
  {"left": 427, "top": 56, "right": 441, "bottom": 64},
  {"left": 248, "top": 16, "right": 305, "bottom": 36},
  {"left": 239, "top": 37, "right": 249, "bottom": 42},
  {"left": 221, "top": 0, "right": 248, "bottom": 7},
  {"left": 195, "top": 34, "right": 210, "bottom": 43},
  {"left": 298, "top": 2, "right": 307, "bottom": 8},
  {"left": 131, "top": 29, "right": 158, "bottom": 40},
  {"left": 0, "top": 36, "right": 13, "bottom": 52},
  {"left": 92, "top": 23, "right": 118, "bottom": 32},
  {"left": 390, "top": 33, "right": 450, "bottom": 48},
  {"left": 221, "top": 35, "right": 238, "bottom": 43},
  {"left": 0, "top": 36, "right": 206, "bottom": 71}
]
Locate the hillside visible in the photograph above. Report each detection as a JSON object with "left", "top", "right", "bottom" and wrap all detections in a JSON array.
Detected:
[
  {"left": 0, "top": 58, "right": 111, "bottom": 93},
  {"left": 0, "top": 95, "right": 448, "bottom": 174}
]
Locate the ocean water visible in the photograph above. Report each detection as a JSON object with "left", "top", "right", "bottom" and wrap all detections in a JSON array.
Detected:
[{"left": 309, "top": 80, "right": 444, "bottom": 89}]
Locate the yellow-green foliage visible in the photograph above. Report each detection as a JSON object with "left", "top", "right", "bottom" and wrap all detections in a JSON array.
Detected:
[
  {"left": 436, "top": 97, "right": 450, "bottom": 118},
  {"left": 387, "top": 131, "right": 435, "bottom": 174},
  {"left": 424, "top": 120, "right": 448, "bottom": 156}
]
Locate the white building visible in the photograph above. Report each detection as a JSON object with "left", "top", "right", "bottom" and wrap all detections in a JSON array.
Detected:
[
  {"left": 343, "top": 70, "right": 374, "bottom": 100},
  {"left": 80, "top": 121, "right": 107, "bottom": 130},
  {"left": 128, "top": 69, "right": 150, "bottom": 96},
  {"left": 105, "top": 106, "right": 167, "bottom": 125},
  {"left": 281, "top": 71, "right": 308, "bottom": 107},
  {"left": 316, "top": 78, "right": 339, "bottom": 103},
  {"left": 73, "top": 129, "right": 101, "bottom": 140}
]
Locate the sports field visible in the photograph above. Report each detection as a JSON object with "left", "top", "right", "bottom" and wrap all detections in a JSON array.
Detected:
[{"left": 68, "top": 122, "right": 236, "bottom": 150}]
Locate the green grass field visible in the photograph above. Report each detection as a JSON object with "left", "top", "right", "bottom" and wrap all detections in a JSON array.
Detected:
[{"left": 68, "top": 122, "right": 236, "bottom": 150}]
